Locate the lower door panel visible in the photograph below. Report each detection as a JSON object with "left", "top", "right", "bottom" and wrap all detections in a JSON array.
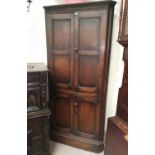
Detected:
[
  {"left": 50, "top": 91, "right": 104, "bottom": 153},
  {"left": 51, "top": 93, "right": 74, "bottom": 133},
  {"left": 74, "top": 96, "right": 100, "bottom": 140}
]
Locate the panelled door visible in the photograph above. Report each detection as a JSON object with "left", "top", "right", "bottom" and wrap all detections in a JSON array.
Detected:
[
  {"left": 73, "top": 95, "right": 101, "bottom": 140},
  {"left": 74, "top": 10, "right": 108, "bottom": 93},
  {"left": 53, "top": 93, "right": 74, "bottom": 133},
  {"left": 73, "top": 10, "right": 108, "bottom": 140},
  {"left": 46, "top": 13, "right": 75, "bottom": 133},
  {"left": 47, "top": 13, "right": 74, "bottom": 90}
]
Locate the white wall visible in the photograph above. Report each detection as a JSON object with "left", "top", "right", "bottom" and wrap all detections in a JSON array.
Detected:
[{"left": 27, "top": 0, "right": 124, "bottom": 131}]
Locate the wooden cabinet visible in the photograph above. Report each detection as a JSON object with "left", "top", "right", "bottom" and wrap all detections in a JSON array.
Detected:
[
  {"left": 27, "top": 110, "right": 51, "bottom": 155},
  {"left": 105, "top": 117, "right": 128, "bottom": 155},
  {"left": 105, "top": 0, "right": 128, "bottom": 154},
  {"left": 44, "top": 1, "right": 116, "bottom": 152},
  {"left": 27, "top": 63, "right": 49, "bottom": 112},
  {"left": 27, "top": 63, "right": 51, "bottom": 155},
  {"left": 118, "top": 0, "right": 128, "bottom": 45}
]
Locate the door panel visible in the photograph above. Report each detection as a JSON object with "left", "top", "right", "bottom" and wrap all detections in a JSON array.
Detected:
[
  {"left": 74, "top": 10, "right": 108, "bottom": 93},
  {"left": 79, "top": 56, "right": 98, "bottom": 88},
  {"left": 53, "top": 55, "right": 70, "bottom": 84},
  {"left": 53, "top": 19, "right": 71, "bottom": 50},
  {"left": 78, "top": 101, "right": 96, "bottom": 134},
  {"left": 46, "top": 14, "right": 74, "bottom": 90},
  {"left": 53, "top": 93, "right": 73, "bottom": 132},
  {"left": 74, "top": 96, "right": 101, "bottom": 140},
  {"left": 79, "top": 18, "right": 100, "bottom": 50}
]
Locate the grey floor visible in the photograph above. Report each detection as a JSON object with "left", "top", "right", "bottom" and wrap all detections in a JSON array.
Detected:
[{"left": 49, "top": 141, "right": 104, "bottom": 155}]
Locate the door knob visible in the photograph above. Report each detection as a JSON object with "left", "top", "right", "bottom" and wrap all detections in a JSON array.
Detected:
[
  {"left": 74, "top": 48, "right": 78, "bottom": 52},
  {"left": 74, "top": 102, "right": 78, "bottom": 106}
]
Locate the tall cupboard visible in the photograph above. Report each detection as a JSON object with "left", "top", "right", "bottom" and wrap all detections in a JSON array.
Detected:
[{"left": 44, "top": 1, "right": 116, "bottom": 152}]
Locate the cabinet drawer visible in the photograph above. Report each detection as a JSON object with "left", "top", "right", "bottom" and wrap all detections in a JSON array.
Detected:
[{"left": 27, "top": 114, "right": 50, "bottom": 155}]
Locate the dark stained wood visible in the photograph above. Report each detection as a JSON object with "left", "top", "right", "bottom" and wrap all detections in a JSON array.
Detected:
[
  {"left": 104, "top": 117, "right": 128, "bottom": 155},
  {"left": 27, "top": 110, "right": 51, "bottom": 155},
  {"left": 118, "top": 0, "right": 128, "bottom": 45},
  {"left": 46, "top": 13, "right": 74, "bottom": 90},
  {"left": 27, "top": 63, "right": 51, "bottom": 155},
  {"left": 27, "top": 63, "right": 49, "bottom": 111},
  {"left": 54, "top": 93, "right": 72, "bottom": 131},
  {"left": 75, "top": 95, "right": 100, "bottom": 140},
  {"left": 74, "top": 10, "right": 109, "bottom": 93},
  {"left": 44, "top": 1, "right": 116, "bottom": 152}
]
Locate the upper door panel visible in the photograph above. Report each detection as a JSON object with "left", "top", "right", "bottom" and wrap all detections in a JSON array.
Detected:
[
  {"left": 74, "top": 10, "right": 108, "bottom": 93},
  {"left": 46, "top": 14, "right": 74, "bottom": 90}
]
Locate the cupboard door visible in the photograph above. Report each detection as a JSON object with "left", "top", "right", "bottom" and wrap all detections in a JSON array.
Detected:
[
  {"left": 46, "top": 13, "right": 74, "bottom": 90},
  {"left": 52, "top": 93, "right": 74, "bottom": 133},
  {"left": 28, "top": 115, "right": 50, "bottom": 155},
  {"left": 28, "top": 118, "right": 44, "bottom": 155},
  {"left": 73, "top": 96, "right": 101, "bottom": 140},
  {"left": 74, "top": 10, "right": 108, "bottom": 93}
]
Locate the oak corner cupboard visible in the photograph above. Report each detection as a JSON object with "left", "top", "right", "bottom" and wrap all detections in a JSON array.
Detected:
[{"left": 44, "top": 1, "right": 116, "bottom": 153}]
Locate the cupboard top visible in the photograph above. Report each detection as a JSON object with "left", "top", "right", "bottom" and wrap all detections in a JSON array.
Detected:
[{"left": 44, "top": 1, "right": 116, "bottom": 13}]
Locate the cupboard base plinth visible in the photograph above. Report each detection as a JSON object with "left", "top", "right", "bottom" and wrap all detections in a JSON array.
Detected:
[{"left": 50, "top": 131, "right": 104, "bottom": 153}]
